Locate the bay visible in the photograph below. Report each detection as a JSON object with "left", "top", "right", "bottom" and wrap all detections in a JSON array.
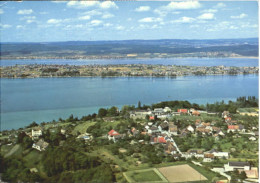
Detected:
[
  {"left": 1, "top": 57, "right": 258, "bottom": 67},
  {"left": 0, "top": 74, "right": 258, "bottom": 130}
]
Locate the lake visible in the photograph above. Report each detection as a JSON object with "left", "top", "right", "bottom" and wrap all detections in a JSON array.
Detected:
[
  {"left": 0, "top": 57, "right": 258, "bottom": 67},
  {"left": 1, "top": 74, "right": 258, "bottom": 130}
]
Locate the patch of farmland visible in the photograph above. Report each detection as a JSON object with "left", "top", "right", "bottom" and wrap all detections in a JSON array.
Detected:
[{"left": 158, "top": 164, "right": 207, "bottom": 183}]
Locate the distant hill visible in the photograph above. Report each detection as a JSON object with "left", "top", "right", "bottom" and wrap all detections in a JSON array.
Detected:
[{"left": 1, "top": 38, "right": 258, "bottom": 59}]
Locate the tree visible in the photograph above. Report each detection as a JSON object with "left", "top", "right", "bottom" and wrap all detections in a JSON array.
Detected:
[
  {"left": 239, "top": 171, "right": 247, "bottom": 181},
  {"left": 17, "top": 132, "right": 27, "bottom": 144},
  {"left": 26, "top": 121, "right": 38, "bottom": 128},
  {"left": 98, "top": 108, "right": 107, "bottom": 117},
  {"left": 138, "top": 101, "right": 141, "bottom": 109},
  {"left": 107, "top": 106, "right": 118, "bottom": 116}
]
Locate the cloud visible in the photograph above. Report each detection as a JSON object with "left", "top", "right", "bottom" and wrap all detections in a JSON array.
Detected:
[
  {"left": 164, "top": 1, "right": 201, "bottom": 10},
  {"left": 151, "top": 24, "right": 161, "bottom": 29},
  {"left": 16, "top": 25, "right": 25, "bottom": 29},
  {"left": 39, "top": 12, "right": 49, "bottom": 15},
  {"left": 82, "top": 10, "right": 102, "bottom": 16},
  {"left": 215, "top": 3, "right": 226, "bottom": 8},
  {"left": 154, "top": 1, "right": 201, "bottom": 16},
  {"left": 241, "top": 23, "right": 258, "bottom": 28},
  {"left": 115, "top": 25, "right": 125, "bottom": 30},
  {"left": 197, "top": 13, "right": 215, "bottom": 20},
  {"left": 0, "top": 9, "right": 4, "bottom": 14},
  {"left": 173, "top": 16, "right": 195, "bottom": 23},
  {"left": 102, "top": 13, "right": 114, "bottom": 19},
  {"left": 26, "top": 19, "right": 37, "bottom": 24},
  {"left": 0, "top": 24, "right": 12, "bottom": 29},
  {"left": 135, "top": 6, "right": 150, "bottom": 12},
  {"left": 138, "top": 17, "right": 162, "bottom": 23},
  {"left": 67, "top": 1, "right": 118, "bottom": 9},
  {"left": 20, "top": 16, "right": 36, "bottom": 20},
  {"left": 90, "top": 20, "right": 103, "bottom": 26},
  {"left": 78, "top": 15, "right": 91, "bottom": 20},
  {"left": 229, "top": 26, "right": 238, "bottom": 30},
  {"left": 51, "top": 1, "right": 66, "bottom": 3},
  {"left": 201, "top": 9, "right": 218, "bottom": 13},
  {"left": 231, "top": 13, "right": 247, "bottom": 19},
  {"left": 104, "top": 23, "right": 113, "bottom": 27},
  {"left": 100, "top": 1, "right": 118, "bottom": 9},
  {"left": 17, "top": 9, "right": 33, "bottom": 15},
  {"left": 47, "top": 19, "right": 62, "bottom": 24}
]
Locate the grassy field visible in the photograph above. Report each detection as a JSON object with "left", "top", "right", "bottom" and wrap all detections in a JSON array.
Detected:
[
  {"left": 72, "top": 121, "right": 97, "bottom": 135},
  {"left": 188, "top": 163, "right": 225, "bottom": 180},
  {"left": 3, "top": 144, "right": 22, "bottom": 158},
  {"left": 124, "top": 168, "right": 168, "bottom": 183},
  {"left": 237, "top": 107, "right": 258, "bottom": 113},
  {"left": 130, "top": 170, "right": 162, "bottom": 182}
]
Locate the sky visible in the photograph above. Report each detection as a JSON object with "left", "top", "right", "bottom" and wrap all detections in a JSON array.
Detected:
[{"left": 0, "top": 1, "right": 258, "bottom": 42}]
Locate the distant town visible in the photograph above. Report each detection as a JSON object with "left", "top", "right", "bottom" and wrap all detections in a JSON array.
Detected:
[
  {"left": 1, "top": 97, "right": 258, "bottom": 182},
  {"left": 0, "top": 64, "right": 258, "bottom": 78}
]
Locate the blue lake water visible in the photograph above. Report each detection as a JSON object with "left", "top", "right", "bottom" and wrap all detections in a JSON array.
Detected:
[
  {"left": 0, "top": 58, "right": 259, "bottom": 67},
  {"left": 0, "top": 74, "right": 258, "bottom": 130}
]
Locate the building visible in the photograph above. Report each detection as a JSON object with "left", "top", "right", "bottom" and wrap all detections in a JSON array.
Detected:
[
  {"left": 178, "top": 109, "right": 188, "bottom": 114},
  {"left": 224, "top": 161, "right": 251, "bottom": 172},
  {"left": 148, "top": 126, "right": 159, "bottom": 134},
  {"left": 164, "top": 141, "right": 177, "bottom": 154},
  {"left": 32, "top": 139, "right": 49, "bottom": 151},
  {"left": 158, "top": 122, "right": 169, "bottom": 131},
  {"left": 239, "top": 167, "right": 258, "bottom": 179},
  {"left": 163, "top": 107, "right": 172, "bottom": 113},
  {"left": 32, "top": 127, "right": 42, "bottom": 139},
  {"left": 187, "top": 125, "right": 195, "bottom": 133},
  {"left": 130, "top": 110, "right": 152, "bottom": 119},
  {"left": 187, "top": 149, "right": 204, "bottom": 158},
  {"left": 153, "top": 108, "right": 165, "bottom": 116},
  {"left": 206, "top": 149, "right": 229, "bottom": 159},
  {"left": 107, "top": 129, "right": 122, "bottom": 142},
  {"left": 77, "top": 133, "right": 92, "bottom": 142},
  {"left": 227, "top": 125, "right": 245, "bottom": 133},
  {"left": 168, "top": 122, "right": 178, "bottom": 135}
]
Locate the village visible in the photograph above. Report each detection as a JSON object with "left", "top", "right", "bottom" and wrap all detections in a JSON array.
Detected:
[
  {"left": 1, "top": 99, "right": 258, "bottom": 183},
  {"left": 0, "top": 64, "right": 258, "bottom": 78}
]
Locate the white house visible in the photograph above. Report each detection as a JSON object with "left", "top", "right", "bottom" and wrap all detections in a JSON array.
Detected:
[
  {"left": 224, "top": 161, "right": 251, "bottom": 172},
  {"left": 163, "top": 107, "right": 172, "bottom": 113},
  {"left": 249, "top": 136, "right": 257, "bottom": 141},
  {"left": 187, "top": 125, "right": 194, "bottom": 133},
  {"left": 32, "top": 139, "right": 49, "bottom": 151},
  {"left": 32, "top": 127, "right": 42, "bottom": 138},
  {"left": 207, "top": 149, "right": 229, "bottom": 159}
]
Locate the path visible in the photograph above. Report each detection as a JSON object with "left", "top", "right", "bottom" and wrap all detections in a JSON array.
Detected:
[{"left": 4, "top": 144, "right": 20, "bottom": 158}]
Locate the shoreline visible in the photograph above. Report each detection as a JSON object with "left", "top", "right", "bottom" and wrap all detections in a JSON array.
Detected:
[
  {"left": 0, "top": 56, "right": 259, "bottom": 60},
  {"left": 0, "top": 73, "right": 259, "bottom": 79}
]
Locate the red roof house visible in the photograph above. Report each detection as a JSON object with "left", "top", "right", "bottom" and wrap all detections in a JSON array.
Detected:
[
  {"left": 158, "top": 137, "right": 167, "bottom": 143},
  {"left": 178, "top": 109, "right": 188, "bottom": 113},
  {"left": 149, "top": 116, "right": 155, "bottom": 120},
  {"left": 228, "top": 125, "right": 239, "bottom": 130},
  {"left": 108, "top": 129, "right": 120, "bottom": 136}
]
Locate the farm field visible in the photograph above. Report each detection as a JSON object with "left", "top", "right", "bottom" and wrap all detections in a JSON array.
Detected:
[
  {"left": 124, "top": 168, "right": 168, "bottom": 183},
  {"left": 158, "top": 164, "right": 207, "bottom": 183}
]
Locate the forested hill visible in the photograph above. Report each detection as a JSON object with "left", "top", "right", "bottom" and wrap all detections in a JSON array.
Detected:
[{"left": 1, "top": 38, "right": 258, "bottom": 59}]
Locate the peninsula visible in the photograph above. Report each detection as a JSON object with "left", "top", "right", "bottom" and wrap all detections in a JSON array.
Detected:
[{"left": 0, "top": 64, "right": 258, "bottom": 78}]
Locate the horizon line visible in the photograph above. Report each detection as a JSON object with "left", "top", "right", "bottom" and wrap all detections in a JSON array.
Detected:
[{"left": 1, "top": 37, "right": 258, "bottom": 44}]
